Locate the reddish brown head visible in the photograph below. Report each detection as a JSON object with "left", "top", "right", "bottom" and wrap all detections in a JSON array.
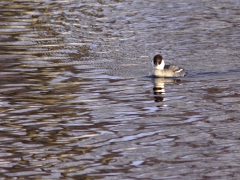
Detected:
[{"left": 153, "top": 54, "right": 163, "bottom": 66}]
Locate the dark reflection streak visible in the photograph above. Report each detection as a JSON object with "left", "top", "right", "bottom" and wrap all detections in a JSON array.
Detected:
[{"left": 0, "top": 4, "right": 97, "bottom": 177}]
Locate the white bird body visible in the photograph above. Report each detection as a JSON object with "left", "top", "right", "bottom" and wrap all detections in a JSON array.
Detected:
[{"left": 153, "top": 54, "right": 186, "bottom": 77}]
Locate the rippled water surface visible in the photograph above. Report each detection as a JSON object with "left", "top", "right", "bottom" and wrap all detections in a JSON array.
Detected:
[{"left": 0, "top": 0, "right": 240, "bottom": 179}]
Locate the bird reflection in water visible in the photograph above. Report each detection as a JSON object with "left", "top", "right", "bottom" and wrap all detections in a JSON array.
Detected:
[{"left": 152, "top": 77, "right": 181, "bottom": 103}]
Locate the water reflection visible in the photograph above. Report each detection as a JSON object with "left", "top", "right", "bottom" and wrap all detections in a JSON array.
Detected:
[{"left": 152, "top": 77, "right": 181, "bottom": 102}]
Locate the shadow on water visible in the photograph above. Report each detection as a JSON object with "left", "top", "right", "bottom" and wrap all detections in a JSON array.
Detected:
[{"left": 0, "top": 0, "right": 240, "bottom": 179}]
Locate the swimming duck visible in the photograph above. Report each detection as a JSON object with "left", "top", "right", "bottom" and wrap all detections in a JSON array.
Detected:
[{"left": 153, "top": 54, "right": 186, "bottom": 77}]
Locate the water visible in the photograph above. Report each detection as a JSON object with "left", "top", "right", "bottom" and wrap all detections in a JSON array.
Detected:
[{"left": 0, "top": 0, "right": 240, "bottom": 179}]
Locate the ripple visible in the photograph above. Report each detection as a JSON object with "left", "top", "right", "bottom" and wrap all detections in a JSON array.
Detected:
[{"left": 0, "top": 0, "right": 240, "bottom": 179}]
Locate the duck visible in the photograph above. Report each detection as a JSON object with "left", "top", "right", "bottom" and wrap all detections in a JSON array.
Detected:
[{"left": 153, "top": 54, "right": 186, "bottom": 77}]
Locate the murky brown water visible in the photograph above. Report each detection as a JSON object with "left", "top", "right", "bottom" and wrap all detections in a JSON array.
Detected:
[{"left": 0, "top": 0, "right": 240, "bottom": 179}]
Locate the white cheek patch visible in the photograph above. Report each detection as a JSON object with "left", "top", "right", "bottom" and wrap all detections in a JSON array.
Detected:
[{"left": 155, "top": 60, "right": 165, "bottom": 70}]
